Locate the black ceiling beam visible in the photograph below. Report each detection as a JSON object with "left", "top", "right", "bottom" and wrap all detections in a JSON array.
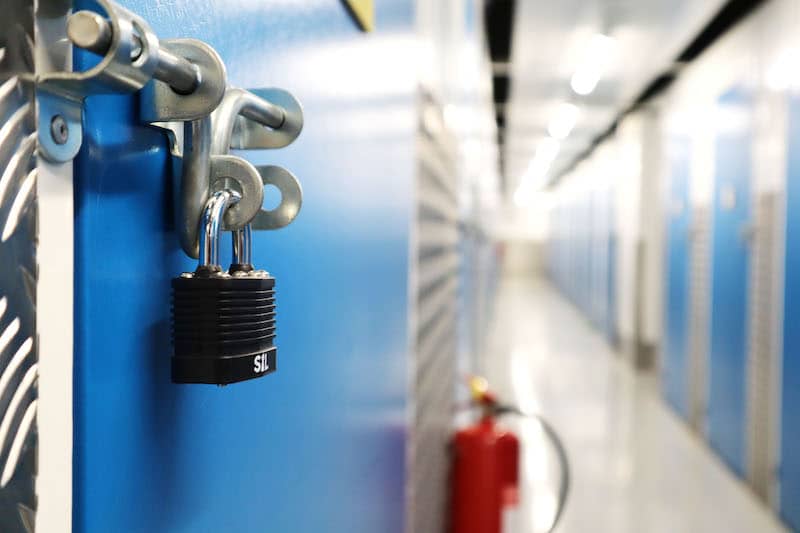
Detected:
[
  {"left": 484, "top": 0, "right": 516, "bottom": 63},
  {"left": 678, "top": 0, "right": 768, "bottom": 62},
  {"left": 493, "top": 74, "right": 509, "bottom": 104},
  {"left": 486, "top": 0, "right": 517, "bottom": 176},
  {"left": 496, "top": 107, "right": 506, "bottom": 130}
]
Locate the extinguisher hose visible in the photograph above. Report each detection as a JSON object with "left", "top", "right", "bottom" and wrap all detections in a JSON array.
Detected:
[{"left": 495, "top": 405, "right": 571, "bottom": 533}]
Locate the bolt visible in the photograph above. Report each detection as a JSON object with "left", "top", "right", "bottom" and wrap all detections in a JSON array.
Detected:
[
  {"left": 50, "top": 115, "right": 69, "bottom": 145},
  {"left": 67, "top": 10, "right": 200, "bottom": 95},
  {"left": 130, "top": 35, "right": 143, "bottom": 61},
  {"left": 66, "top": 11, "right": 111, "bottom": 54}
]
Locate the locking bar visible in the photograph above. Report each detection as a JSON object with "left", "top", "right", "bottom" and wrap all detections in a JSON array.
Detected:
[
  {"left": 67, "top": 10, "right": 200, "bottom": 96},
  {"left": 36, "top": 0, "right": 226, "bottom": 162}
]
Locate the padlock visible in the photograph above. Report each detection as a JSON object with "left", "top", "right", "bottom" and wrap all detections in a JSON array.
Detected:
[{"left": 171, "top": 189, "right": 277, "bottom": 384}]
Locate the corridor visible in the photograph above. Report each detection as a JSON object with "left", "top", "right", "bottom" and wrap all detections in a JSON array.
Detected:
[{"left": 483, "top": 276, "right": 786, "bottom": 533}]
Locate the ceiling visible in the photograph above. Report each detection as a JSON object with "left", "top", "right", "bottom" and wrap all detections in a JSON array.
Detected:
[{"left": 504, "top": 0, "right": 728, "bottom": 196}]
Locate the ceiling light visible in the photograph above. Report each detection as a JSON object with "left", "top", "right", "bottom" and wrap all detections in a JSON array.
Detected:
[
  {"left": 766, "top": 47, "right": 800, "bottom": 91},
  {"left": 570, "top": 33, "right": 616, "bottom": 96},
  {"left": 513, "top": 138, "right": 561, "bottom": 205},
  {"left": 534, "top": 137, "right": 560, "bottom": 167},
  {"left": 547, "top": 103, "right": 579, "bottom": 140},
  {"left": 513, "top": 185, "right": 533, "bottom": 207}
]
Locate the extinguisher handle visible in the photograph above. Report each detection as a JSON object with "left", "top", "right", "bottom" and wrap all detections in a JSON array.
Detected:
[{"left": 493, "top": 404, "right": 571, "bottom": 533}]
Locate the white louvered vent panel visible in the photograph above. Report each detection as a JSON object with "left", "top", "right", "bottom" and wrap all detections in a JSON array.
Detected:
[
  {"left": 746, "top": 192, "right": 778, "bottom": 502},
  {"left": 407, "top": 93, "right": 460, "bottom": 533},
  {"left": 688, "top": 207, "right": 711, "bottom": 433}
]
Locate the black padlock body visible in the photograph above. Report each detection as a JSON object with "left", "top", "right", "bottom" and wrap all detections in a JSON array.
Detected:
[{"left": 171, "top": 275, "right": 276, "bottom": 384}]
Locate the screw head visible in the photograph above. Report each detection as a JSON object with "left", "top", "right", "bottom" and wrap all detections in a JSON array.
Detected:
[{"left": 50, "top": 115, "right": 69, "bottom": 145}]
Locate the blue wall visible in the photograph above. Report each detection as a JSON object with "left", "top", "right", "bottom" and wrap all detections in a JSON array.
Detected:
[{"left": 73, "top": 1, "right": 415, "bottom": 531}]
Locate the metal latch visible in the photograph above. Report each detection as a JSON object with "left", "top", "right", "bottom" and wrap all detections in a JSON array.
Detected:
[
  {"left": 37, "top": 0, "right": 304, "bottom": 257},
  {"left": 37, "top": 0, "right": 227, "bottom": 162}
]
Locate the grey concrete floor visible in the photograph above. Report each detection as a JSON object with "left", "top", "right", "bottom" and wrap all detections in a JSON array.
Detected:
[{"left": 483, "top": 275, "right": 786, "bottom": 533}]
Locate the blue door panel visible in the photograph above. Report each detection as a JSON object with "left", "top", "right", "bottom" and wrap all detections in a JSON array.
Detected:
[
  {"left": 780, "top": 95, "right": 800, "bottom": 530},
  {"left": 607, "top": 227, "right": 617, "bottom": 343},
  {"left": 707, "top": 86, "right": 753, "bottom": 477},
  {"left": 663, "top": 136, "right": 691, "bottom": 419},
  {"left": 73, "top": 1, "right": 414, "bottom": 532}
]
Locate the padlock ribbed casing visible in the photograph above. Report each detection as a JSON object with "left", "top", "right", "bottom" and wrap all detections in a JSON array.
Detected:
[{"left": 171, "top": 275, "right": 276, "bottom": 384}]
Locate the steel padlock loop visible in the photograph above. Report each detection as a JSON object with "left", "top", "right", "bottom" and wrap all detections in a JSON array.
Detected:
[
  {"left": 196, "top": 188, "right": 241, "bottom": 276},
  {"left": 231, "top": 225, "right": 254, "bottom": 274}
]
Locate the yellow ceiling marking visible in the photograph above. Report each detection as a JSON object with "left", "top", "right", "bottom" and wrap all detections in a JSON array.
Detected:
[{"left": 343, "top": 0, "right": 375, "bottom": 32}]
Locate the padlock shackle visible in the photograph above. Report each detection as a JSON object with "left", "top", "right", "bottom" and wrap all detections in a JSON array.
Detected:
[
  {"left": 198, "top": 189, "right": 241, "bottom": 269},
  {"left": 232, "top": 225, "right": 253, "bottom": 267}
]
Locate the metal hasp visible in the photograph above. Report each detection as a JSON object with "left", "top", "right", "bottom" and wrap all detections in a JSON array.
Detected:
[
  {"left": 212, "top": 88, "right": 304, "bottom": 232},
  {"left": 213, "top": 87, "right": 304, "bottom": 227},
  {"left": 179, "top": 86, "right": 304, "bottom": 257},
  {"left": 36, "top": 0, "right": 305, "bottom": 258},
  {"left": 36, "top": 0, "right": 226, "bottom": 162}
]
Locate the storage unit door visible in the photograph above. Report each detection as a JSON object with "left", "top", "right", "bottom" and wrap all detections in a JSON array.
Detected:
[
  {"left": 707, "top": 86, "right": 753, "bottom": 477},
  {"left": 780, "top": 94, "right": 800, "bottom": 530},
  {"left": 663, "top": 136, "right": 692, "bottom": 419}
]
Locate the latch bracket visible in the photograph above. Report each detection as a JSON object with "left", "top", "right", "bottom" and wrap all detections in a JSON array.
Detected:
[{"left": 36, "top": 0, "right": 304, "bottom": 259}]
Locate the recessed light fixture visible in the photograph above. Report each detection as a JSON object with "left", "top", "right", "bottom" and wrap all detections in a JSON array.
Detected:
[
  {"left": 547, "top": 103, "right": 579, "bottom": 140},
  {"left": 513, "top": 138, "right": 561, "bottom": 205},
  {"left": 766, "top": 47, "right": 800, "bottom": 91},
  {"left": 570, "top": 33, "right": 616, "bottom": 96}
]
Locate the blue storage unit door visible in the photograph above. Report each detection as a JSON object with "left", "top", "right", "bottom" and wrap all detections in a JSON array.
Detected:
[
  {"left": 780, "top": 95, "right": 800, "bottom": 530},
  {"left": 71, "top": 1, "right": 415, "bottom": 532},
  {"left": 606, "top": 224, "right": 618, "bottom": 344},
  {"left": 662, "top": 136, "right": 692, "bottom": 418},
  {"left": 707, "top": 86, "right": 753, "bottom": 477}
]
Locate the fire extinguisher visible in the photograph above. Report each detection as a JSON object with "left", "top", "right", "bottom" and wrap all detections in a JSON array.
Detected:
[{"left": 449, "top": 376, "right": 570, "bottom": 533}]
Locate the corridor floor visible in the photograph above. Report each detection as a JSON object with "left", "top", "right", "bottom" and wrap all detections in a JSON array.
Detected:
[{"left": 483, "top": 276, "right": 786, "bottom": 533}]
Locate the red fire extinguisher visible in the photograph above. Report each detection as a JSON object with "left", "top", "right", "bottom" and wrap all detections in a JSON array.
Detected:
[
  {"left": 450, "top": 377, "right": 520, "bottom": 533},
  {"left": 449, "top": 376, "right": 570, "bottom": 533}
]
